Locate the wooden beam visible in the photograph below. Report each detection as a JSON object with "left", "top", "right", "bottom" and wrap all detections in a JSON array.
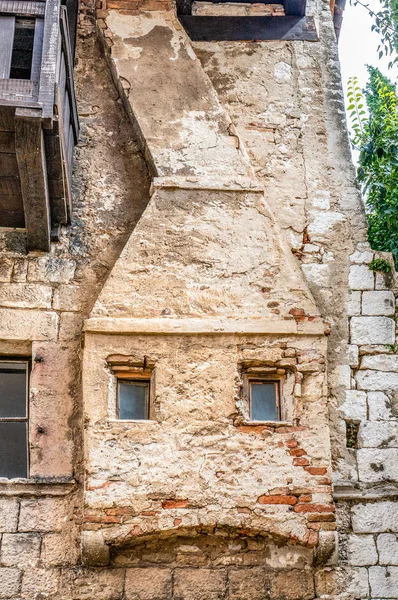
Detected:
[
  {"left": 0, "top": 1, "right": 46, "bottom": 16},
  {"left": 64, "top": 0, "right": 79, "bottom": 60},
  {"left": 15, "top": 108, "right": 51, "bottom": 251},
  {"left": 0, "top": 132, "right": 16, "bottom": 153},
  {"left": 0, "top": 16, "right": 15, "bottom": 79},
  {"left": 178, "top": 15, "right": 317, "bottom": 41},
  {"left": 0, "top": 107, "right": 16, "bottom": 132},
  {"left": 38, "top": 0, "right": 60, "bottom": 122},
  {"left": 284, "top": 0, "right": 306, "bottom": 16},
  {"left": 176, "top": 0, "right": 193, "bottom": 15},
  {"left": 44, "top": 119, "right": 68, "bottom": 225},
  {"left": 60, "top": 6, "right": 79, "bottom": 143}
]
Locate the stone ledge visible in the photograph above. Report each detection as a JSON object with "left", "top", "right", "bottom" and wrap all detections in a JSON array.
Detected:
[
  {"left": 151, "top": 176, "right": 264, "bottom": 193},
  {"left": 334, "top": 482, "right": 398, "bottom": 501},
  {"left": 84, "top": 318, "right": 326, "bottom": 336},
  {"left": 0, "top": 478, "right": 77, "bottom": 497}
]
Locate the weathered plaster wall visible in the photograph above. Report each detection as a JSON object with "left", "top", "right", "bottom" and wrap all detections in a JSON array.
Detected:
[
  {"left": 0, "top": 13, "right": 150, "bottom": 597},
  {"left": 88, "top": 0, "right": 398, "bottom": 597},
  {"left": 81, "top": 6, "right": 335, "bottom": 598}
]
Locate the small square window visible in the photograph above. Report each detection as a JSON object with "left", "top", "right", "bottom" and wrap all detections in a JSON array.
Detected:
[
  {"left": 118, "top": 380, "right": 150, "bottom": 420},
  {"left": 0, "top": 360, "right": 29, "bottom": 478},
  {"left": 249, "top": 380, "right": 280, "bottom": 422}
]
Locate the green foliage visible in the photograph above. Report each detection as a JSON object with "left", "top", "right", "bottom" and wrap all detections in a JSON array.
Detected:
[
  {"left": 353, "top": 0, "right": 398, "bottom": 67},
  {"left": 347, "top": 68, "right": 398, "bottom": 264},
  {"left": 385, "top": 343, "right": 398, "bottom": 352},
  {"left": 368, "top": 257, "right": 393, "bottom": 272},
  {"left": 346, "top": 421, "right": 359, "bottom": 449}
]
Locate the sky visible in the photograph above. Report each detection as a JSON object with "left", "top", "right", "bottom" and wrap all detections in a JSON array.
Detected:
[
  {"left": 338, "top": 0, "right": 397, "bottom": 160},
  {"left": 339, "top": 0, "right": 395, "bottom": 91}
]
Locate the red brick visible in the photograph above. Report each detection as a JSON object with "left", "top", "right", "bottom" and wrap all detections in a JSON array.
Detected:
[
  {"left": 299, "top": 495, "right": 312, "bottom": 503},
  {"left": 289, "top": 448, "right": 307, "bottom": 457},
  {"left": 307, "top": 513, "right": 335, "bottom": 522},
  {"left": 237, "top": 507, "right": 251, "bottom": 513},
  {"left": 85, "top": 515, "right": 121, "bottom": 524},
  {"left": 293, "top": 458, "right": 310, "bottom": 466},
  {"left": 308, "top": 522, "right": 337, "bottom": 531},
  {"left": 105, "top": 507, "right": 133, "bottom": 515},
  {"left": 236, "top": 425, "right": 274, "bottom": 435},
  {"left": 162, "top": 499, "right": 188, "bottom": 509},
  {"left": 285, "top": 439, "right": 298, "bottom": 448},
  {"left": 257, "top": 495, "right": 298, "bottom": 506},
  {"left": 306, "top": 530, "right": 319, "bottom": 548},
  {"left": 174, "top": 518, "right": 182, "bottom": 526},
  {"left": 289, "top": 308, "right": 306, "bottom": 318},
  {"left": 294, "top": 503, "right": 335, "bottom": 513},
  {"left": 304, "top": 466, "right": 327, "bottom": 476}
]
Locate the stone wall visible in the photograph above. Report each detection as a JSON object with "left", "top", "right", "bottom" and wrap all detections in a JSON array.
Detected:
[{"left": 0, "top": 0, "right": 398, "bottom": 597}]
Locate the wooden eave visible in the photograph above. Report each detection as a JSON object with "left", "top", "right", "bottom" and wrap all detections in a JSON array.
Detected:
[
  {"left": 0, "top": 0, "right": 79, "bottom": 251},
  {"left": 176, "top": 0, "right": 318, "bottom": 41}
]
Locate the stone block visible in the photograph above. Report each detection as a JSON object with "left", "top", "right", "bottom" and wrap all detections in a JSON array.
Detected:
[
  {"left": 125, "top": 568, "right": 172, "bottom": 599},
  {"left": 0, "top": 498, "right": 19, "bottom": 532},
  {"left": 350, "top": 317, "right": 395, "bottom": 345},
  {"left": 349, "top": 265, "right": 374, "bottom": 290},
  {"left": 347, "top": 534, "right": 378, "bottom": 566},
  {"left": 350, "top": 250, "right": 374, "bottom": 264},
  {"left": 265, "top": 544, "right": 313, "bottom": 569},
  {"left": 315, "top": 566, "right": 369, "bottom": 597},
  {"left": 52, "top": 284, "right": 89, "bottom": 312},
  {"left": 229, "top": 568, "right": 268, "bottom": 600},
  {"left": 0, "top": 283, "right": 52, "bottom": 309},
  {"left": 12, "top": 259, "right": 28, "bottom": 282},
  {"left": 369, "top": 566, "right": 398, "bottom": 598},
  {"left": 0, "top": 308, "right": 58, "bottom": 341},
  {"left": 41, "top": 533, "right": 80, "bottom": 567},
  {"left": 0, "top": 567, "right": 21, "bottom": 598},
  {"left": 269, "top": 570, "right": 314, "bottom": 600},
  {"left": 356, "top": 370, "right": 398, "bottom": 391},
  {"left": 58, "top": 312, "right": 84, "bottom": 341},
  {"left": 362, "top": 291, "right": 395, "bottom": 316},
  {"left": 173, "top": 568, "right": 227, "bottom": 600},
  {"left": 358, "top": 421, "right": 398, "bottom": 448},
  {"left": 307, "top": 212, "right": 345, "bottom": 243},
  {"left": 0, "top": 257, "right": 13, "bottom": 282},
  {"left": 301, "top": 263, "right": 330, "bottom": 288},
  {"left": 19, "top": 498, "right": 69, "bottom": 532},
  {"left": 352, "top": 502, "right": 398, "bottom": 533},
  {"left": 1, "top": 533, "right": 41, "bottom": 567},
  {"left": 21, "top": 568, "right": 60, "bottom": 598},
  {"left": 360, "top": 354, "right": 398, "bottom": 372},
  {"left": 82, "top": 530, "right": 109, "bottom": 566},
  {"left": 339, "top": 390, "right": 367, "bottom": 421},
  {"left": 377, "top": 533, "right": 398, "bottom": 565},
  {"left": 368, "top": 391, "right": 396, "bottom": 421},
  {"left": 375, "top": 271, "right": 393, "bottom": 290},
  {"left": 347, "top": 291, "right": 361, "bottom": 316},
  {"left": 60, "top": 568, "right": 125, "bottom": 600},
  {"left": 27, "top": 256, "right": 76, "bottom": 284},
  {"left": 358, "top": 448, "right": 398, "bottom": 482},
  {"left": 347, "top": 344, "right": 359, "bottom": 368}
]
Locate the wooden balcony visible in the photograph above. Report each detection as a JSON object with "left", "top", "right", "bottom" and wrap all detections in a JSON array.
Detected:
[{"left": 0, "top": 0, "right": 79, "bottom": 251}]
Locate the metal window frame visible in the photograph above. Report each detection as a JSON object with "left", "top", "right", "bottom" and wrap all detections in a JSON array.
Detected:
[
  {"left": 117, "top": 377, "right": 151, "bottom": 421},
  {"left": 245, "top": 376, "right": 281, "bottom": 422},
  {"left": 0, "top": 358, "right": 30, "bottom": 477}
]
